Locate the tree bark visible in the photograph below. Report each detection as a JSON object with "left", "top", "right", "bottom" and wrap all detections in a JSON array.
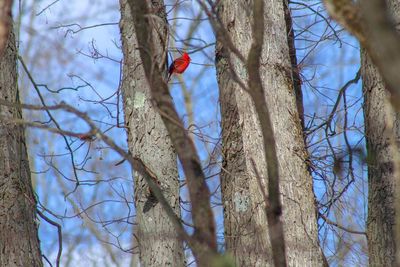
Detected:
[
  {"left": 119, "top": 0, "right": 185, "bottom": 266},
  {"left": 216, "top": 0, "right": 324, "bottom": 266},
  {"left": 282, "top": 0, "right": 304, "bottom": 130},
  {"left": 0, "top": 26, "right": 42, "bottom": 266},
  {"left": 0, "top": 0, "right": 12, "bottom": 57},
  {"left": 126, "top": 0, "right": 218, "bottom": 264},
  {"left": 363, "top": 50, "right": 397, "bottom": 266},
  {"left": 362, "top": 2, "right": 400, "bottom": 265}
]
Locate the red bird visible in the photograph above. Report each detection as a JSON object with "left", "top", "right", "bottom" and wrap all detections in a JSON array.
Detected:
[{"left": 167, "top": 52, "right": 191, "bottom": 82}]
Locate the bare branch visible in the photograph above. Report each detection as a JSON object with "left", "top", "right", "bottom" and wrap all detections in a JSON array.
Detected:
[
  {"left": 323, "top": 0, "right": 364, "bottom": 44},
  {"left": 0, "top": 98, "right": 193, "bottom": 249},
  {"left": 18, "top": 55, "right": 81, "bottom": 191},
  {"left": 307, "top": 69, "right": 361, "bottom": 135},
  {"left": 37, "top": 210, "right": 63, "bottom": 267},
  {"left": 319, "top": 212, "right": 366, "bottom": 236},
  {"left": 0, "top": 97, "right": 216, "bottom": 265},
  {"left": 36, "top": 0, "right": 61, "bottom": 16},
  {"left": 323, "top": 0, "right": 400, "bottom": 109}
]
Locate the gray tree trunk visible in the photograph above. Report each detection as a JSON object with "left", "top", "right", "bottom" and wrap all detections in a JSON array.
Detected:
[
  {"left": 216, "top": 1, "right": 324, "bottom": 266},
  {"left": 0, "top": 28, "right": 42, "bottom": 266},
  {"left": 119, "top": 0, "right": 185, "bottom": 266},
  {"left": 362, "top": 2, "right": 400, "bottom": 264},
  {"left": 363, "top": 51, "right": 397, "bottom": 267}
]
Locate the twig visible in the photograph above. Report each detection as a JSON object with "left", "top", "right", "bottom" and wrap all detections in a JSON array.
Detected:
[
  {"left": 36, "top": 0, "right": 61, "bottom": 16},
  {"left": 319, "top": 212, "right": 366, "bottom": 236},
  {"left": 290, "top": 1, "right": 342, "bottom": 46},
  {"left": 0, "top": 99, "right": 195, "bottom": 260},
  {"left": 307, "top": 69, "right": 361, "bottom": 135},
  {"left": 37, "top": 210, "right": 62, "bottom": 267},
  {"left": 18, "top": 55, "right": 81, "bottom": 194},
  {"left": 323, "top": 0, "right": 400, "bottom": 109},
  {"left": 42, "top": 254, "right": 53, "bottom": 267}
]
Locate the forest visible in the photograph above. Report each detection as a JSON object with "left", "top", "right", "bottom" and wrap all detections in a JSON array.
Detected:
[{"left": 0, "top": 0, "right": 397, "bottom": 266}]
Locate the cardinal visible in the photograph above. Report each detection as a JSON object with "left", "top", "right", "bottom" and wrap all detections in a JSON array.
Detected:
[{"left": 167, "top": 52, "right": 191, "bottom": 82}]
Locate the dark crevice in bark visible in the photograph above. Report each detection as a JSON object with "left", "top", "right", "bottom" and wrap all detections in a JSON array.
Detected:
[{"left": 282, "top": 0, "right": 304, "bottom": 131}]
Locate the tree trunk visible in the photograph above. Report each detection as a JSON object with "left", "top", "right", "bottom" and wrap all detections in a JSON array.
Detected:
[
  {"left": 0, "top": 27, "right": 42, "bottom": 266},
  {"left": 216, "top": 1, "right": 324, "bottom": 266},
  {"left": 363, "top": 1, "right": 400, "bottom": 265},
  {"left": 362, "top": 3, "right": 400, "bottom": 264},
  {"left": 282, "top": 0, "right": 304, "bottom": 130},
  {"left": 363, "top": 50, "right": 397, "bottom": 267},
  {"left": 119, "top": 0, "right": 185, "bottom": 266}
]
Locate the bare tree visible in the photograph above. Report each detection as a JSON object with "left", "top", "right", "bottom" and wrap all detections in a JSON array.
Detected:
[
  {"left": 119, "top": 0, "right": 185, "bottom": 265},
  {"left": 0, "top": 26, "right": 42, "bottom": 267},
  {"left": 215, "top": 0, "right": 325, "bottom": 266}
]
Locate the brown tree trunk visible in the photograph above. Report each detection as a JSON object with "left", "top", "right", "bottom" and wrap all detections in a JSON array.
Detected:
[
  {"left": 119, "top": 0, "right": 185, "bottom": 266},
  {"left": 0, "top": 27, "right": 42, "bottom": 266},
  {"left": 362, "top": 1, "right": 400, "bottom": 265},
  {"left": 126, "top": 0, "right": 218, "bottom": 264},
  {"left": 0, "top": 0, "right": 12, "bottom": 57},
  {"left": 216, "top": 0, "right": 324, "bottom": 266},
  {"left": 363, "top": 50, "right": 397, "bottom": 267}
]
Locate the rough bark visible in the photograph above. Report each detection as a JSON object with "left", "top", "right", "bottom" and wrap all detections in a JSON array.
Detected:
[
  {"left": 282, "top": 0, "right": 304, "bottom": 130},
  {"left": 0, "top": 0, "right": 12, "bottom": 57},
  {"left": 126, "top": 0, "right": 218, "bottom": 264},
  {"left": 216, "top": 0, "right": 324, "bottom": 266},
  {"left": 119, "top": 0, "right": 185, "bottom": 266},
  {"left": 362, "top": 2, "right": 400, "bottom": 265},
  {"left": 0, "top": 27, "right": 42, "bottom": 266}
]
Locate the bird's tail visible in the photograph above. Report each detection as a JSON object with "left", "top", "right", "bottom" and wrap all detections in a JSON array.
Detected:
[
  {"left": 143, "top": 193, "right": 158, "bottom": 213},
  {"left": 166, "top": 72, "right": 172, "bottom": 83}
]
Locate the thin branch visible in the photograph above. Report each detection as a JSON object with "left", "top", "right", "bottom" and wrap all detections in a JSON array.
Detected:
[
  {"left": 36, "top": 210, "right": 62, "bottom": 267},
  {"left": 0, "top": 99, "right": 195, "bottom": 262},
  {"left": 290, "top": 1, "right": 342, "bottom": 46},
  {"left": 196, "top": 0, "right": 245, "bottom": 63},
  {"left": 36, "top": 0, "right": 61, "bottom": 16},
  {"left": 319, "top": 212, "right": 366, "bottom": 236},
  {"left": 18, "top": 55, "right": 81, "bottom": 193},
  {"left": 42, "top": 254, "right": 53, "bottom": 267},
  {"left": 51, "top": 22, "right": 119, "bottom": 36},
  {"left": 307, "top": 69, "right": 361, "bottom": 135},
  {"left": 323, "top": 0, "right": 400, "bottom": 109}
]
